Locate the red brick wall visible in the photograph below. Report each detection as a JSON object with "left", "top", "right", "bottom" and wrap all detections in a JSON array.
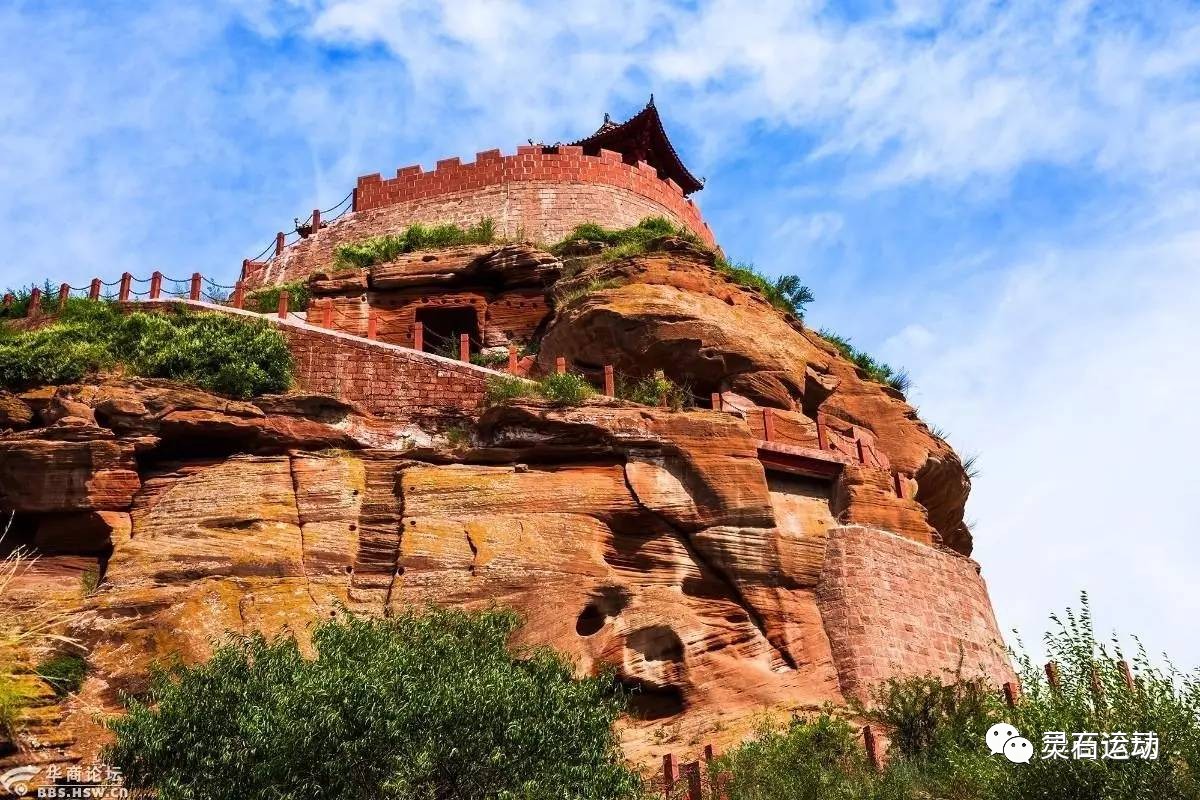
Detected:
[
  {"left": 283, "top": 322, "right": 492, "bottom": 419},
  {"left": 816, "top": 525, "right": 1015, "bottom": 701},
  {"left": 244, "top": 145, "right": 715, "bottom": 288},
  {"left": 137, "top": 300, "right": 496, "bottom": 420}
]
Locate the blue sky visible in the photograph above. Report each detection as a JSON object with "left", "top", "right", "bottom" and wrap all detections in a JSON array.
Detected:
[{"left": 2, "top": 1, "right": 1199, "bottom": 668}]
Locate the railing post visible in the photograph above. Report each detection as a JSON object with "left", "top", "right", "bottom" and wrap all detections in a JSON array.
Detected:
[
  {"left": 311, "top": 208, "right": 321, "bottom": 233},
  {"left": 893, "top": 472, "right": 906, "bottom": 498},
  {"left": 855, "top": 438, "right": 868, "bottom": 465},
  {"left": 367, "top": 314, "right": 378, "bottom": 340},
  {"left": 231, "top": 281, "right": 245, "bottom": 309},
  {"left": 816, "top": 416, "right": 828, "bottom": 450},
  {"left": 1003, "top": 681, "right": 1020, "bottom": 708},
  {"left": 321, "top": 303, "right": 333, "bottom": 328},
  {"left": 680, "top": 762, "right": 702, "bottom": 800},
  {"left": 58, "top": 283, "right": 70, "bottom": 311},
  {"left": 277, "top": 290, "right": 289, "bottom": 320},
  {"left": 711, "top": 392, "right": 721, "bottom": 411},
  {"left": 863, "top": 725, "right": 882, "bottom": 772},
  {"left": 459, "top": 333, "right": 470, "bottom": 362},
  {"left": 189, "top": 272, "right": 202, "bottom": 301},
  {"left": 1045, "top": 661, "right": 1061, "bottom": 692},
  {"left": 149, "top": 271, "right": 163, "bottom": 300},
  {"left": 241, "top": 259, "right": 250, "bottom": 282},
  {"left": 555, "top": 356, "right": 566, "bottom": 375},
  {"left": 604, "top": 365, "right": 615, "bottom": 396},
  {"left": 1119, "top": 659, "right": 1135, "bottom": 691},
  {"left": 89, "top": 279, "right": 101, "bottom": 301},
  {"left": 275, "top": 231, "right": 286, "bottom": 256},
  {"left": 762, "top": 408, "right": 775, "bottom": 441},
  {"left": 118, "top": 272, "right": 132, "bottom": 302},
  {"left": 413, "top": 321, "right": 424, "bottom": 351},
  {"left": 507, "top": 344, "right": 518, "bottom": 373},
  {"left": 661, "top": 753, "right": 678, "bottom": 798},
  {"left": 26, "top": 287, "right": 42, "bottom": 318}
]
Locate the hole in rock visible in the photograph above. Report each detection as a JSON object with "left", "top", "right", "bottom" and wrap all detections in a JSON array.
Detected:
[
  {"left": 623, "top": 682, "right": 686, "bottom": 721},
  {"left": 415, "top": 306, "right": 479, "bottom": 355},
  {"left": 627, "top": 625, "right": 685, "bottom": 663},
  {"left": 575, "top": 604, "right": 605, "bottom": 637}
]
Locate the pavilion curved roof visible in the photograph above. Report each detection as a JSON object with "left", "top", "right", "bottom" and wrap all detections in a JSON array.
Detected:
[{"left": 570, "top": 98, "right": 704, "bottom": 195}]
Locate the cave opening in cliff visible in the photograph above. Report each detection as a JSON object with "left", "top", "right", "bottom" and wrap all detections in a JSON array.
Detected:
[{"left": 415, "top": 306, "right": 480, "bottom": 356}]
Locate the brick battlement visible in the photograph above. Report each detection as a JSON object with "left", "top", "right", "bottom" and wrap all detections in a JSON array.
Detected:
[
  {"left": 354, "top": 145, "right": 712, "bottom": 243},
  {"left": 244, "top": 145, "right": 716, "bottom": 288}
]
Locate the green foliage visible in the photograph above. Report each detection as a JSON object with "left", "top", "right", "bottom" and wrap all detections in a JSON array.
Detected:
[
  {"left": 713, "top": 259, "right": 815, "bottom": 318},
  {"left": 80, "top": 567, "right": 99, "bottom": 597},
  {"left": 718, "top": 593, "right": 1200, "bottom": 800},
  {"left": 551, "top": 217, "right": 814, "bottom": 317},
  {"left": 37, "top": 653, "right": 88, "bottom": 698},
  {"left": 818, "top": 328, "right": 909, "bottom": 394},
  {"left": 555, "top": 278, "right": 627, "bottom": 308},
  {"left": 711, "top": 713, "right": 880, "bottom": 800},
  {"left": 552, "top": 216, "right": 698, "bottom": 259},
  {"left": 537, "top": 372, "right": 594, "bottom": 406},
  {"left": 857, "top": 669, "right": 1003, "bottom": 761},
  {"left": 245, "top": 279, "right": 310, "bottom": 314},
  {"left": 616, "top": 370, "right": 689, "bottom": 410},
  {"left": 471, "top": 349, "right": 511, "bottom": 369},
  {"left": 106, "top": 607, "right": 641, "bottom": 800},
  {"left": 0, "top": 301, "right": 292, "bottom": 398},
  {"left": 0, "top": 673, "right": 25, "bottom": 742},
  {"left": 444, "top": 425, "right": 472, "bottom": 448},
  {"left": 334, "top": 218, "right": 497, "bottom": 270},
  {"left": 485, "top": 375, "right": 536, "bottom": 405}
]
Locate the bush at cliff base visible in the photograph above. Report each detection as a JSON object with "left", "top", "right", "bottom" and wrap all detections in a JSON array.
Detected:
[
  {"left": 106, "top": 607, "right": 643, "bottom": 800},
  {"left": 0, "top": 301, "right": 292, "bottom": 398},
  {"left": 714, "top": 594, "right": 1200, "bottom": 800}
]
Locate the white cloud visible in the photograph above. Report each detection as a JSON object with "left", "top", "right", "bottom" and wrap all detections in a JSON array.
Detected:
[{"left": 892, "top": 221, "right": 1200, "bottom": 665}]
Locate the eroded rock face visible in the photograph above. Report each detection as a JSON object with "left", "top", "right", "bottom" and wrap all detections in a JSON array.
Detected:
[
  {"left": 1, "top": 237, "right": 1008, "bottom": 768},
  {"left": 537, "top": 240, "right": 973, "bottom": 553}
]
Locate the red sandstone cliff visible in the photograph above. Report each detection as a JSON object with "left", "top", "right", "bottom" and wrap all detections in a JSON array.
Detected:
[{"left": 0, "top": 238, "right": 1012, "bottom": 772}]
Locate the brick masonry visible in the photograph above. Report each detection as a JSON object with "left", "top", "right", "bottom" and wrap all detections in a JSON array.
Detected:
[
  {"left": 138, "top": 300, "right": 499, "bottom": 420},
  {"left": 816, "top": 525, "right": 1016, "bottom": 701},
  {"left": 244, "top": 145, "right": 715, "bottom": 288}
]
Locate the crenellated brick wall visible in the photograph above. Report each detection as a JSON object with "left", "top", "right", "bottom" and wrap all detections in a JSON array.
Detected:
[
  {"left": 243, "top": 145, "right": 715, "bottom": 288},
  {"left": 816, "top": 525, "right": 1015, "bottom": 701}
]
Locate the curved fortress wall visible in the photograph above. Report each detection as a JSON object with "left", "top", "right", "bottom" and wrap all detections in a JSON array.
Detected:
[{"left": 244, "top": 145, "right": 715, "bottom": 289}]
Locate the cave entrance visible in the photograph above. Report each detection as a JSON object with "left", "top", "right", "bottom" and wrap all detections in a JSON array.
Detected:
[{"left": 415, "top": 306, "right": 480, "bottom": 357}]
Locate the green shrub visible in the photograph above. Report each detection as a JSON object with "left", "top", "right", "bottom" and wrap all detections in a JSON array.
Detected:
[
  {"left": 718, "top": 593, "right": 1200, "bottom": 800},
  {"left": 470, "top": 349, "right": 510, "bottom": 369},
  {"left": 106, "top": 607, "right": 641, "bottom": 800},
  {"left": 334, "top": 219, "right": 497, "bottom": 270},
  {"left": 712, "top": 713, "right": 880, "bottom": 800},
  {"left": 552, "top": 216, "right": 696, "bottom": 258},
  {"left": 537, "top": 372, "right": 594, "bottom": 406},
  {"left": 37, "top": 653, "right": 88, "bottom": 698},
  {"left": 484, "top": 375, "right": 535, "bottom": 405},
  {"left": 245, "top": 279, "right": 310, "bottom": 314},
  {"left": 714, "top": 259, "right": 815, "bottom": 317},
  {"left": 818, "top": 329, "right": 910, "bottom": 394},
  {"left": 0, "top": 301, "right": 292, "bottom": 398},
  {"left": 616, "top": 369, "right": 689, "bottom": 410}
]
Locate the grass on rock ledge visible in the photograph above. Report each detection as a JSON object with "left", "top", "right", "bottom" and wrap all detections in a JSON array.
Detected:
[
  {"left": 333, "top": 218, "right": 498, "bottom": 271},
  {"left": 0, "top": 301, "right": 293, "bottom": 398},
  {"left": 817, "top": 329, "right": 911, "bottom": 395},
  {"left": 551, "top": 216, "right": 815, "bottom": 318},
  {"left": 485, "top": 373, "right": 595, "bottom": 407}
]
